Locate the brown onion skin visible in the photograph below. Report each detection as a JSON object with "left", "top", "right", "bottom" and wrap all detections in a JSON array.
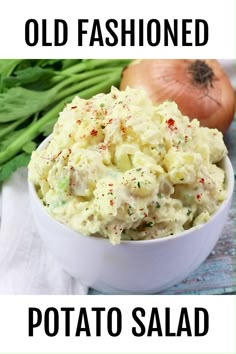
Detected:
[{"left": 120, "top": 59, "right": 235, "bottom": 133}]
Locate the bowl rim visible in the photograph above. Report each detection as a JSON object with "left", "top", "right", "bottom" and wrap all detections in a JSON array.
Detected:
[{"left": 28, "top": 135, "right": 235, "bottom": 245}]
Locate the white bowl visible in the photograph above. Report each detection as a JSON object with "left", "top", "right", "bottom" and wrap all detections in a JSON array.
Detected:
[{"left": 28, "top": 137, "right": 234, "bottom": 294}]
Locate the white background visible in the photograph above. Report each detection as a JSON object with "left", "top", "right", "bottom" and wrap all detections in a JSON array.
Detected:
[
  {"left": 0, "top": 0, "right": 235, "bottom": 58},
  {"left": 0, "top": 0, "right": 235, "bottom": 353},
  {"left": 0, "top": 295, "right": 235, "bottom": 353}
]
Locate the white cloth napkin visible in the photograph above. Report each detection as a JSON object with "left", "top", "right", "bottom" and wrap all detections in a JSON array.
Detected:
[{"left": 0, "top": 168, "right": 88, "bottom": 295}]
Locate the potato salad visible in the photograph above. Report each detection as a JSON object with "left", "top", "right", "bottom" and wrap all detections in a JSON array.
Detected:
[{"left": 28, "top": 87, "right": 228, "bottom": 244}]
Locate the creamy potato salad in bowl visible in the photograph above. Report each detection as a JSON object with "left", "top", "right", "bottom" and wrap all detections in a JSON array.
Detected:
[{"left": 28, "top": 87, "right": 234, "bottom": 293}]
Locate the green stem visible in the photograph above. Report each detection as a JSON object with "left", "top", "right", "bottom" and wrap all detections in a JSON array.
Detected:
[
  {"left": 78, "top": 73, "right": 121, "bottom": 98},
  {"left": 60, "top": 59, "right": 131, "bottom": 77},
  {"left": 0, "top": 116, "right": 28, "bottom": 139},
  {"left": 51, "top": 66, "right": 117, "bottom": 84},
  {"left": 51, "top": 66, "right": 117, "bottom": 90},
  {"left": 46, "top": 68, "right": 122, "bottom": 108},
  {"left": 56, "top": 69, "right": 122, "bottom": 101}
]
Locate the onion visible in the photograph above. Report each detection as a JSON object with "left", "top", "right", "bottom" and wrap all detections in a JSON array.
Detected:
[{"left": 120, "top": 59, "right": 235, "bottom": 133}]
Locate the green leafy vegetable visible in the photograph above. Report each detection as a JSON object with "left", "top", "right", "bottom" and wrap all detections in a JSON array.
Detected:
[
  {"left": 3, "top": 66, "right": 56, "bottom": 89},
  {"left": 0, "top": 152, "right": 31, "bottom": 182},
  {"left": 0, "top": 59, "right": 132, "bottom": 183},
  {"left": 0, "top": 59, "right": 24, "bottom": 78}
]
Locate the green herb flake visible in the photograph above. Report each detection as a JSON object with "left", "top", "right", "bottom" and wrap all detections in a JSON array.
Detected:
[
  {"left": 127, "top": 206, "right": 133, "bottom": 216},
  {"left": 187, "top": 209, "right": 192, "bottom": 216},
  {"left": 137, "top": 181, "right": 141, "bottom": 188},
  {"left": 100, "top": 103, "right": 105, "bottom": 108},
  {"left": 58, "top": 176, "right": 70, "bottom": 191},
  {"left": 156, "top": 201, "right": 161, "bottom": 208},
  {"left": 145, "top": 222, "right": 154, "bottom": 227},
  {"left": 157, "top": 193, "right": 163, "bottom": 198}
]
